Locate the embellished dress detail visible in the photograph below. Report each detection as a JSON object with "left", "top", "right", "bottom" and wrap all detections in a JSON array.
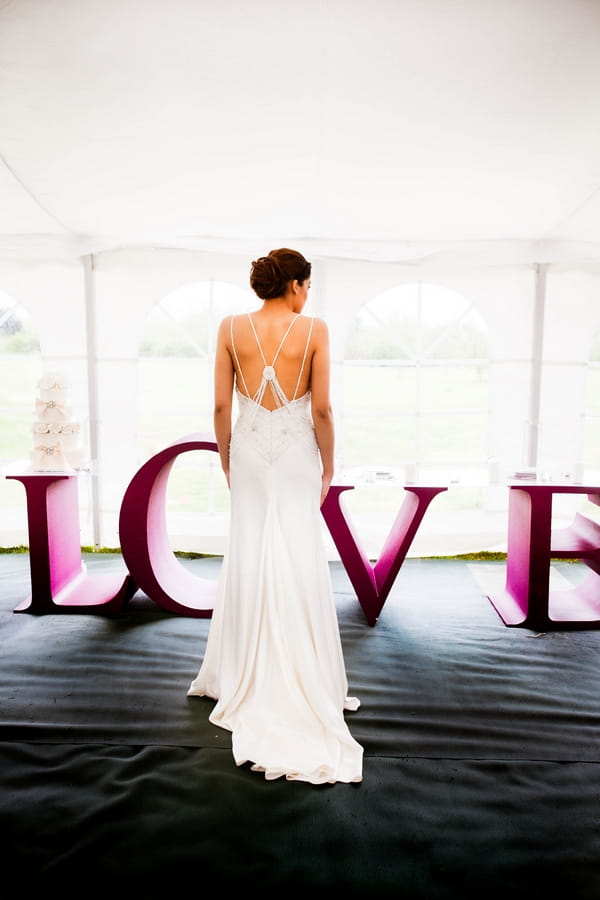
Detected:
[{"left": 188, "top": 313, "right": 363, "bottom": 784}]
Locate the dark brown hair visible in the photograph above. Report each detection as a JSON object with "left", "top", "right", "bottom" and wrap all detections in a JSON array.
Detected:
[{"left": 249, "top": 248, "right": 311, "bottom": 300}]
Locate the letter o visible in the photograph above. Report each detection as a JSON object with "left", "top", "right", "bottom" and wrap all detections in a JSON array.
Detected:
[{"left": 119, "top": 433, "right": 220, "bottom": 617}]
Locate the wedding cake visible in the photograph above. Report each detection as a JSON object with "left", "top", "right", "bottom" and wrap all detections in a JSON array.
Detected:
[{"left": 30, "top": 371, "right": 87, "bottom": 472}]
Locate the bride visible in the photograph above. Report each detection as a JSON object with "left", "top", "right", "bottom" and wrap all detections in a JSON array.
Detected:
[{"left": 188, "top": 248, "right": 363, "bottom": 784}]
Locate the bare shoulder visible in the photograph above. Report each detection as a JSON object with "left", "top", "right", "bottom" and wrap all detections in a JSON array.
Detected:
[
  {"left": 307, "top": 316, "right": 329, "bottom": 345},
  {"left": 218, "top": 313, "right": 237, "bottom": 337},
  {"left": 311, "top": 316, "right": 329, "bottom": 352}
]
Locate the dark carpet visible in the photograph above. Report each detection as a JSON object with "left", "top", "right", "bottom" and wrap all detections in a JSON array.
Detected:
[{"left": 1, "top": 552, "right": 599, "bottom": 897}]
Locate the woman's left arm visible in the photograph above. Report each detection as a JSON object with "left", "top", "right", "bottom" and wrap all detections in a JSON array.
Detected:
[{"left": 213, "top": 318, "right": 235, "bottom": 486}]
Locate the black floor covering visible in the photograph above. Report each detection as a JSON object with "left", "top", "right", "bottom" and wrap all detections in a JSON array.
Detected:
[{"left": 1, "top": 552, "right": 600, "bottom": 896}]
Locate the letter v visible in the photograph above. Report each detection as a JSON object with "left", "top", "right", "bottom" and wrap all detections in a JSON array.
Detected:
[{"left": 321, "top": 484, "right": 447, "bottom": 625}]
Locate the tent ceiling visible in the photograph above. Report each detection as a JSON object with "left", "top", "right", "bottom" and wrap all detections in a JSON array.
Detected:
[{"left": 1, "top": 0, "right": 600, "bottom": 263}]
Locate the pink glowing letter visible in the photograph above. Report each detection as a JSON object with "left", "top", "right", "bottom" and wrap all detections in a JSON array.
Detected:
[
  {"left": 7, "top": 473, "right": 135, "bottom": 614},
  {"left": 489, "top": 484, "right": 600, "bottom": 628},
  {"left": 118, "top": 433, "right": 219, "bottom": 617},
  {"left": 321, "top": 484, "right": 447, "bottom": 625}
]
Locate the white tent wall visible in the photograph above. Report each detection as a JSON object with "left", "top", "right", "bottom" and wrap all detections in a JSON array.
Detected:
[
  {"left": 87, "top": 248, "right": 253, "bottom": 548},
  {"left": 435, "top": 265, "right": 536, "bottom": 482},
  {"left": 3, "top": 250, "right": 599, "bottom": 556},
  {"left": 538, "top": 266, "right": 600, "bottom": 474}
]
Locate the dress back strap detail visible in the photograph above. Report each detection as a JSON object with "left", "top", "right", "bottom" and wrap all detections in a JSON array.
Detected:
[
  {"left": 230, "top": 313, "right": 313, "bottom": 409},
  {"left": 229, "top": 316, "right": 251, "bottom": 398},
  {"left": 292, "top": 316, "right": 314, "bottom": 400},
  {"left": 247, "top": 313, "right": 299, "bottom": 368}
]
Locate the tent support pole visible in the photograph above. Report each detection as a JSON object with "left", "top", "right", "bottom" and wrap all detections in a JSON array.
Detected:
[
  {"left": 526, "top": 262, "right": 547, "bottom": 470},
  {"left": 83, "top": 254, "right": 102, "bottom": 549}
]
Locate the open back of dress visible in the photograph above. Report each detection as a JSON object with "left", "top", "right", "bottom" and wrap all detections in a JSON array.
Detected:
[{"left": 188, "top": 313, "right": 363, "bottom": 784}]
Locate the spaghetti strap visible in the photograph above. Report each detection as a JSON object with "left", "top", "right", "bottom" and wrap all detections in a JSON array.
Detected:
[
  {"left": 240, "top": 313, "right": 307, "bottom": 409},
  {"left": 230, "top": 316, "right": 251, "bottom": 398},
  {"left": 247, "top": 313, "right": 299, "bottom": 368},
  {"left": 292, "top": 317, "right": 314, "bottom": 400}
]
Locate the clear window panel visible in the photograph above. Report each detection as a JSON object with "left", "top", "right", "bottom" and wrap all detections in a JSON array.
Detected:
[
  {"left": 419, "top": 413, "right": 490, "bottom": 466},
  {"left": 584, "top": 366, "right": 600, "bottom": 414},
  {"left": 136, "top": 281, "right": 253, "bottom": 527},
  {"left": 342, "top": 364, "right": 417, "bottom": 415},
  {"left": 341, "top": 283, "right": 490, "bottom": 499},
  {"left": 0, "top": 298, "right": 43, "bottom": 545},
  {"left": 582, "top": 361, "right": 600, "bottom": 474},
  {"left": 418, "top": 365, "right": 489, "bottom": 414},
  {"left": 341, "top": 414, "right": 417, "bottom": 471}
]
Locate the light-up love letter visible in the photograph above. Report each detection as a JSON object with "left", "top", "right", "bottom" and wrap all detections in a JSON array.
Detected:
[
  {"left": 7, "top": 472, "right": 137, "bottom": 614},
  {"left": 488, "top": 483, "right": 600, "bottom": 628},
  {"left": 119, "top": 433, "right": 219, "bottom": 617},
  {"left": 322, "top": 484, "right": 448, "bottom": 625}
]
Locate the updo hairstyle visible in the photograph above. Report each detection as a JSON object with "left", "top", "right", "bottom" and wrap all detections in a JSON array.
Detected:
[{"left": 250, "top": 248, "right": 311, "bottom": 300}]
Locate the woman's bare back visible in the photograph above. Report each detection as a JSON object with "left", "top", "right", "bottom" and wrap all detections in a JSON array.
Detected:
[{"left": 228, "top": 311, "right": 316, "bottom": 410}]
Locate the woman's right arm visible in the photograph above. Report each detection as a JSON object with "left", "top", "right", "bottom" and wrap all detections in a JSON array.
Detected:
[
  {"left": 213, "top": 317, "right": 235, "bottom": 486},
  {"left": 310, "top": 319, "right": 335, "bottom": 506}
]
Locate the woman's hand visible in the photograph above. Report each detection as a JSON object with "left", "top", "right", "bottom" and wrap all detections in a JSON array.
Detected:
[{"left": 320, "top": 472, "right": 333, "bottom": 506}]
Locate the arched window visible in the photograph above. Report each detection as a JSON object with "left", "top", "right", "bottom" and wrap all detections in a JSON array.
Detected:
[
  {"left": 339, "top": 283, "right": 489, "bottom": 551},
  {"left": 0, "top": 291, "right": 42, "bottom": 543},
  {"left": 136, "top": 280, "right": 253, "bottom": 548},
  {"left": 342, "top": 282, "right": 489, "bottom": 479}
]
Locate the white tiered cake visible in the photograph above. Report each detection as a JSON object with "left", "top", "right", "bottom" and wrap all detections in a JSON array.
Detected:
[{"left": 30, "top": 371, "right": 87, "bottom": 472}]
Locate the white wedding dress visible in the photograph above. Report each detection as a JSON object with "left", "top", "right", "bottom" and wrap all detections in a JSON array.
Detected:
[{"left": 188, "top": 313, "right": 363, "bottom": 784}]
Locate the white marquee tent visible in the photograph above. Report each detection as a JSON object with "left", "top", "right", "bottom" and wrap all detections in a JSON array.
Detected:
[{"left": 1, "top": 0, "right": 600, "bottom": 556}]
